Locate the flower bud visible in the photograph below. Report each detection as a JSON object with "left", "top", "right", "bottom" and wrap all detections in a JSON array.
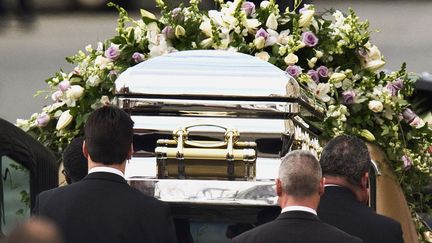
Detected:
[
  {"left": 51, "top": 90, "right": 63, "bottom": 102},
  {"left": 58, "top": 80, "right": 71, "bottom": 92},
  {"left": 329, "top": 73, "right": 346, "bottom": 83},
  {"left": 255, "top": 51, "right": 270, "bottom": 62},
  {"left": 200, "top": 38, "right": 213, "bottom": 48},
  {"left": 254, "top": 36, "right": 266, "bottom": 49},
  {"left": 37, "top": 113, "right": 50, "bottom": 127},
  {"left": 359, "top": 129, "right": 376, "bottom": 142},
  {"left": 56, "top": 110, "right": 73, "bottom": 130},
  {"left": 66, "top": 85, "right": 84, "bottom": 100},
  {"left": 299, "top": 9, "right": 315, "bottom": 28},
  {"left": 364, "top": 60, "right": 385, "bottom": 71},
  {"left": 266, "top": 13, "right": 278, "bottom": 30},
  {"left": 260, "top": 1, "right": 270, "bottom": 9},
  {"left": 175, "top": 25, "right": 186, "bottom": 38}
]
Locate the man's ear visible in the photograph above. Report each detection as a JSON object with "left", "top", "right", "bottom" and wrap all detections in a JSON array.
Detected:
[
  {"left": 319, "top": 177, "right": 325, "bottom": 196},
  {"left": 82, "top": 141, "right": 89, "bottom": 159},
  {"left": 275, "top": 178, "right": 283, "bottom": 197},
  {"left": 360, "top": 172, "right": 369, "bottom": 189},
  {"left": 127, "top": 143, "right": 134, "bottom": 160}
]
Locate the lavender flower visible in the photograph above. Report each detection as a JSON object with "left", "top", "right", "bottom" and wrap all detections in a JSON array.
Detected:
[
  {"left": 51, "top": 90, "right": 63, "bottom": 102},
  {"left": 37, "top": 113, "right": 50, "bottom": 127},
  {"left": 342, "top": 90, "right": 356, "bottom": 105},
  {"left": 104, "top": 44, "right": 120, "bottom": 60},
  {"left": 255, "top": 28, "right": 269, "bottom": 39},
  {"left": 172, "top": 8, "right": 184, "bottom": 22},
  {"left": 307, "top": 70, "right": 319, "bottom": 83},
  {"left": 302, "top": 31, "right": 318, "bottom": 47},
  {"left": 316, "top": 66, "right": 329, "bottom": 78},
  {"left": 241, "top": 2, "right": 255, "bottom": 16},
  {"left": 401, "top": 155, "right": 412, "bottom": 171},
  {"left": 286, "top": 65, "right": 302, "bottom": 78},
  {"left": 132, "top": 52, "right": 145, "bottom": 63},
  {"left": 58, "top": 80, "right": 70, "bottom": 92},
  {"left": 162, "top": 26, "right": 175, "bottom": 39},
  {"left": 385, "top": 78, "right": 404, "bottom": 96},
  {"left": 401, "top": 108, "right": 417, "bottom": 123}
]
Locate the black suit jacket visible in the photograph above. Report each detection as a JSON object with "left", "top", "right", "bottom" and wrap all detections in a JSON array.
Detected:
[
  {"left": 34, "top": 172, "right": 177, "bottom": 243},
  {"left": 317, "top": 186, "right": 403, "bottom": 243},
  {"left": 232, "top": 210, "right": 363, "bottom": 243}
]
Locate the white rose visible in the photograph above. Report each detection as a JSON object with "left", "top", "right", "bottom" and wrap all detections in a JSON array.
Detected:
[
  {"left": 299, "top": 9, "right": 315, "bottom": 28},
  {"left": 284, "top": 53, "right": 298, "bottom": 65},
  {"left": 253, "top": 36, "right": 265, "bottom": 49},
  {"left": 266, "top": 13, "right": 278, "bottom": 30},
  {"left": 260, "top": 1, "right": 270, "bottom": 9},
  {"left": 87, "top": 75, "right": 101, "bottom": 87},
  {"left": 66, "top": 85, "right": 84, "bottom": 100},
  {"left": 94, "top": 56, "right": 112, "bottom": 70},
  {"left": 364, "top": 59, "right": 386, "bottom": 71},
  {"left": 56, "top": 110, "right": 73, "bottom": 130},
  {"left": 255, "top": 51, "right": 270, "bottom": 62},
  {"left": 368, "top": 100, "right": 383, "bottom": 113}
]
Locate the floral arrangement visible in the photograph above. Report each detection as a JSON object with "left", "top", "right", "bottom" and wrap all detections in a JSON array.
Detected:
[{"left": 16, "top": 0, "right": 432, "bottom": 239}]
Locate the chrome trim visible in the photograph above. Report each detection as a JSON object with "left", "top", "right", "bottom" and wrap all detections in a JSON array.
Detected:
[{"left": 370, "top": 159, "right": 382, "bottom": 176}]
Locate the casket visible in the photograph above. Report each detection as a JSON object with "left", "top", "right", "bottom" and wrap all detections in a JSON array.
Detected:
[{"left": 115, "top": 50, "right": 367, "bottom": 241}]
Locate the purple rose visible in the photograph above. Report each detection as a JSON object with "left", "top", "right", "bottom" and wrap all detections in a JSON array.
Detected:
[
  {"left": 162, "top": 26, "right": 175, "bottom": 39},
  {"left": 37, "top": 113, "right": 50, "bottom": 127},
  {"left": 401, "top": 155, "right": 412, "bottom": 171},
  {"left": 307, "top": 70, "right": 319, "bottom": 83},
  {"left": 241, "top": 2, "right": 255, "bottom": 16},
  {"left": 316, "top": 66, "right": 329, "bottom": 78},
  {"left": 104, "top": 44, "right": 120, "bottom": 60},
  {"left": 401, "top": 108, "right": 417, "bottom": 123},
  {"left": 385, "top": 78, "right": 404, "bottom": 96},
  {"left": 342, "top": 90, "right": 356, "bottom": 105},
  {"left": 132, "top": 52, "right": 145, "bottom": 63},
  {"left": 58, "top": 80, "right": 70, "bottom": 92},
  {"left": 302, "top": 31, "right": 318, "bottom": 47},
  {"left": 255, "top": 28, "right": 269, "bottom": 39},
  {"left": 286, "top": 65, "right": 302, "bottom": 78}
]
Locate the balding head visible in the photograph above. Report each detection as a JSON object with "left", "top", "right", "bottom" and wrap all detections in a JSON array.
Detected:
[
  {"left": 278, "top": 150, "right": 322, "bottom": 198},
  {"left": 5, "top": 217, "right": 64, "bottom": 243}
]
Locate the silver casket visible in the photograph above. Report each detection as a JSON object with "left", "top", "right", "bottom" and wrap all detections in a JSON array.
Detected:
[{"left": 116, "top": 50, "right": 325, "bottom": 241}]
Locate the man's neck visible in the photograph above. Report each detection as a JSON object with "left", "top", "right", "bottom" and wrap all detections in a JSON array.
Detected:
[
  {"left": 324, "top": 176, "right": 367, "bottom": 204},
  {"left": 278, "top": 195, "right": 319, "bottom": 211},
  {"left": 88, "top": 160, "right": 126, "bottom": 174}
]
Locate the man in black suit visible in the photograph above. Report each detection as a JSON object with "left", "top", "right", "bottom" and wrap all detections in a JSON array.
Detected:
[
  {"left": 233, "top": 150, "right": 362, "bottom": 243},
  {"left": 34, "top": 106, "right": 177, "bottom": 243},
  {"left": 317, "top": 135, "right": 403, "bottom": 243}
]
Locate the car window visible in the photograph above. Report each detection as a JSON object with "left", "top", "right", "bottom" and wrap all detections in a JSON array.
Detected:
[{"left": 0, "top": 156, "right": 30, "bottom": 235}]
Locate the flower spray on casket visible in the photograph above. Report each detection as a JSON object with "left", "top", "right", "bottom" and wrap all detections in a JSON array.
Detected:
[{"left": 16, "top": 0, "right": 432, "bottom": 240}]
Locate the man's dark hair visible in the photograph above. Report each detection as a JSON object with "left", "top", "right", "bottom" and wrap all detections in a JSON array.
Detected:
[
  {"left": 84, "top": 106, "right": 134, "bottom": 164},
  {"left": 62, "top": 137, "right": 87, "bottom": 184},
  {"left": 319, "top": 135, "right": 371, "bottom": 185},
  {"left": 279, "top": 150, "right": 322, "bottom": 197}
]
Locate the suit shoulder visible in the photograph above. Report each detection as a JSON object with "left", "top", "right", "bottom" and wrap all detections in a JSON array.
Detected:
[{"left": 320, "top": 222, "right": 363, "bottom": 243}]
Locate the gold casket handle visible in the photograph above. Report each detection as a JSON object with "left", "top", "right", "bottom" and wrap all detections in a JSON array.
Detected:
[{"left": 173, "top": 123, "right": 240, "bottom": 148}]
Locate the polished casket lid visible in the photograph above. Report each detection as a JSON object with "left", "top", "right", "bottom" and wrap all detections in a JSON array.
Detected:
[{"left": 115, "top": 50, "right": 297, "bottom": 98}]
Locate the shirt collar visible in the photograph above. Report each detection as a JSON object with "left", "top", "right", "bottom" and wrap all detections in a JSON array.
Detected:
[
  {"left": 324, "top": 184, "right": 342, "bottom": 187},
  {"left": 281, "top": 206, "right": 317, "bottom": 215},
  {"left": 88, "top": 166, "right": 124, "bottom": 178}
]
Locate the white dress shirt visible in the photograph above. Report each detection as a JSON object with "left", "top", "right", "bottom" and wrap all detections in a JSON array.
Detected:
[
  {"left": 281, "top": 205, "right": 317, "bottom": 215},
  {"left": 88, "top": 166, "right": 124, "bottom": 178}
]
